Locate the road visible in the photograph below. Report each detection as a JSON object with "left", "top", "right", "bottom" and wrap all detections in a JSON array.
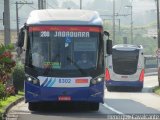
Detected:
[{"left": 6, "top": 75, "right": 160, "bottom": 120}]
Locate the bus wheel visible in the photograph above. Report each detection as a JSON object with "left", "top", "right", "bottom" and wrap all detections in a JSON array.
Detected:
[
  {"left": 137, "top": 88, "right": 142, "bottom": 92},
  {"left": 107, "top": 86, "right": 113, "bottom": 92},
  {"left": 28, "top": 102, "right": 39, "bottom": 111},
  {"left": 89, "top": 103, "right": 99, "bottom": 111},
  {"left": 133, "top": 87, "right": 142, "bottom": 92}
]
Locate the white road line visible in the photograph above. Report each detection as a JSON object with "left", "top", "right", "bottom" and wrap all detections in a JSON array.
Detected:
[{"left": 102, "top": 103, "right": 124, "bottom": 115}]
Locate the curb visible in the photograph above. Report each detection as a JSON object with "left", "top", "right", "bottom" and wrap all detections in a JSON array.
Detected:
[
  {"left": 2, "top": 97, "right": 24, "bottom": 120},
  {"left": 145, "top": 72, "right": 158, "bottom": 76}
]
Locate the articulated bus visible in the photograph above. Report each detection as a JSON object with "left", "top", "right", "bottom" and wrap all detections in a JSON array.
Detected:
[
  {"left": 17, "top": 9, "right": 112, "bottom": 111},
  {"left": 105, "top": 44, "right": 144, "bottom": 91}
]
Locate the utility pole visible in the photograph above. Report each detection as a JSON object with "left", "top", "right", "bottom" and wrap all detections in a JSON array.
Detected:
[
  {"left": 156, "top": 0, "right": 160, "bottom": 86},
  {"left": 113, "top": 0, "right": 115, "bottom": 45},
  {"left": 118, "top": 19, "right": 120, "bottom": 32},
  {"left": 38, "top": 0, "right": 41, "bottom": 9},
  {"left": 131, "top": 5, "right": 133, "bottom": 44},
  {"left": 15, "top": 1, "right": 33, "bottom": 38},
  {"left": 125, "top": 5, "right": 133, "bottom": 44},
  {"left": 15, "top": 2, "right": 19, "bottom": 38},
  {"left": 80, "top": 0, "right": 82, "bottom": 9},
  {"left": 4, "top": 0, "right": 10, "bottom": 45}
]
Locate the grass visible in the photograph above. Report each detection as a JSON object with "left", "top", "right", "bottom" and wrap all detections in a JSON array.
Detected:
[
  {"left": 153, "top": 86, "right": 160, "bottom": 96},
  {"left": 0, "top": 92, "right": 24, "bottom": 120}
]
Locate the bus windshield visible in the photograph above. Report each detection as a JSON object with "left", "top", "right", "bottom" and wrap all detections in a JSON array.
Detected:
[
  {"left": 28, "top": 27, "right": 99, "bottom": 71},
  {"left": 112, "top": 49, "right": 139, "bottom": 75}
]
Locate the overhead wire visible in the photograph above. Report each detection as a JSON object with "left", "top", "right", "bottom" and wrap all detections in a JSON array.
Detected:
[
  {"left": 117, "top": 0, "right": 123, "bottom": 14},
  {"left": 47, "top": 0, "right": 58, "bottom": 9}
]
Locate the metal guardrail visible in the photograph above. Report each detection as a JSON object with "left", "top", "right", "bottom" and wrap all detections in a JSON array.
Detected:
[{"left": 144, "top": 55, "right": 158, "bottom": 69}]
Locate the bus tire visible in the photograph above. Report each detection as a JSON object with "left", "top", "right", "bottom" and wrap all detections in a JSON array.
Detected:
[
  {"left": 133, "top": 87, "right": 142, "bottom": 92},
  {"left": 107, "top": 86, "right": 113, "bottom": 92},
  {"left": 28, "top": 102, "right": 39, "bottom": 111},
  {"left": 137, "top": 88, "right": 142, "bottom": 92},
  {"left": 90, "top": 103, "right": 99, "bottom": 111}
]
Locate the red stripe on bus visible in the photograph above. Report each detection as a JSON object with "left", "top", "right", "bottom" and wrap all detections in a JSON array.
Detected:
[
  {"left": 29, "top": 26, "right": 102, "bottom": 32},
  {"left": 75, "top": 79, "right": 88, "bottom": 83}
]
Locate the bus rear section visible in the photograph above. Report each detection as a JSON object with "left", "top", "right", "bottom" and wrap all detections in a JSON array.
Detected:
[{"left": 105, "top": 44, "right": 144, "bottom": 91}]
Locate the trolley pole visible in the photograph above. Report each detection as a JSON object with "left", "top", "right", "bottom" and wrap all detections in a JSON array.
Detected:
[
  {"left": 38, "top": 0, "right": 46, "bottom": 9},
  {"left": 15, "top": 1, "right": 33, "bottom": 38},
  {"left": 80, "top": 0, "right": 82, "bottom": 9}
]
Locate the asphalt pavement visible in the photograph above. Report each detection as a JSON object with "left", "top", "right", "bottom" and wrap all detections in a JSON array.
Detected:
[{"left": 5, "top": 74, "right": 160, "bottom": 120}]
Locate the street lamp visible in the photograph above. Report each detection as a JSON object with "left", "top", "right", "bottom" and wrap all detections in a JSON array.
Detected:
[{"left": 125, "top": 5, "right": 133, "bottom": 44}]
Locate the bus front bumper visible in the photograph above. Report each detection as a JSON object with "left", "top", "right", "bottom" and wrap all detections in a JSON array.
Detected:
[{"left": 25, "top": 82, "right": 104, "bottom": 103}]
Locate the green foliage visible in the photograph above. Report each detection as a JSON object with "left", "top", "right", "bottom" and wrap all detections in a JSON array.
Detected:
[
  {"left": 153, "top": 86, "right": 160, "bottom": 95},
  {"left": 0, "top": 44, "right": 16, "bottom": 84},
  {"left": 0, "top": 92, "right": 24, "bottom": 120},
  {"left": 103, "top": 22, "right": 157, "bottom": 55},
  {"left": 0, "top": 44, "right": 16, "bottom": 100},
  {"left": 12, "top": 62, "right": 25, "bottom": 92},
  {"left": 0, "top": 83, "right": 5, "bottom": 100}
]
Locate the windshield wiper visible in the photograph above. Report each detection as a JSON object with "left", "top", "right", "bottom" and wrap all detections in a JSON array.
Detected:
[{"left": 66, "top": 57, "right": 89, "bottom": 76}]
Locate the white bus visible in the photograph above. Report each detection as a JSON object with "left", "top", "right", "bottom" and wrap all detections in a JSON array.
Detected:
[{"left": 105, "top": 44, "right": 144, "bottom": 91}]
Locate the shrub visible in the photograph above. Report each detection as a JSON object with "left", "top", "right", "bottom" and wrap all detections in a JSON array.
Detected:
[
  {"left": 5, "top": 85, "right": 15, "bottom": 96},
  {"left": 0, "top": 44, "right": 15, "bottom": 84},
  {"left": 12, "top": 62, "right": 25, "bottom": 93},
  {"left": 0, "top": 44, "right": 15, "bottom": 98},
  {"left": 0, "top": 83, "right": 5, "bottom": 100}
]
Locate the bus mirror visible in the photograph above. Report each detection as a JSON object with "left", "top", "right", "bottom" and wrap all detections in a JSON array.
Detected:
[
  {"left": 17, "top": 26, "right": 25, "bottom": 48},
  {"left": 16, "top": 25, "right": 25, "bottom": 56},
  {"left": 106, "top": 40, "right": 112, "bottom": 54},
  {"left": 104, "top": 31, "right": 110, "bottom": 38},
  {"left": 16, "top": 47, "right": 23, "bottom": 57}
]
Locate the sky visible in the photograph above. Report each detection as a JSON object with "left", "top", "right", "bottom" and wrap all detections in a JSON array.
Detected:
[
  {"left": 132, "top": 0, "right": 156, "bottom": 12},
  {"left": 57, "top": 0, "right": 156, "bottom": 13},
  {"left": 0, "top": 0, "right": 158, "bottom": 29}
]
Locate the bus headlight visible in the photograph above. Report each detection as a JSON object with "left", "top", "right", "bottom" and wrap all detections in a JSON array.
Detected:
[
  {"left": 26, "top": 75, "right": 40, "bottom": 86},
  {"left": 27, "top": 77, "right": 32, "bottom": 82},
  {"left": 97, "top": 78, "right": 102, "bottom": 82},
  {"left": 90, "top": 77, "right": 103, "bottom": 86}
]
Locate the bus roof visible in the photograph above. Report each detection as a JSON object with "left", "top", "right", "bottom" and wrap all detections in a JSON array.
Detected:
[
  {"left": 113, "top": 44, "right": 143, "bottom": 51},
  {"left": 26, "top": 9, "right": 103, "bottom": 26}
]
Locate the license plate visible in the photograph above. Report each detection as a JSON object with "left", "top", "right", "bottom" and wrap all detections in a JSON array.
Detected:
[
  {"left": 58, "top": 96, "right": 71, "bottom": 101},
  {"left": 121, "top": 76, "right": 128, "bottom": 78}
]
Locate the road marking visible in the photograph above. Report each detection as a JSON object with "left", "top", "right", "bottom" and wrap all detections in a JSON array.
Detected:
[{"left": 102, "top": 103, "right": 124, "bottom": 115}]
